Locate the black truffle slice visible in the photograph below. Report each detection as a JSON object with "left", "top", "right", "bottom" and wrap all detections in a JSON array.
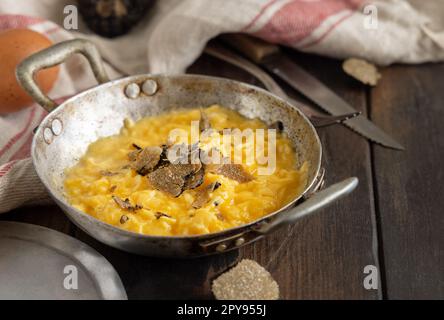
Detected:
[
  {"left": 128, "top": 146, "right": 163, "bottom": 175},
  {"left": 147, "top": 160, "right": 204, "bottom": 197},
  {"left": 192, "top": 181, "right": 221, "bottom": 209},
  {"left": 176, "top": 155, "right": 203, "bottom": 191},
  {"left": 120, "top": 215, "right": 129, "bottom": 224},
  {"left": 147, "top": 165, "right": 185, "bottom": 197},
  {"left": 209, "top": 163, "right": 254, "bottom": 183},
  {"left": 99, "top": 170, "right": 119, "bottom": 176},
  {"left": 154, "top": 212, "right": 172, "bottom": 220},
  {"left": 170, "top": 162, "right": 201, "bottom": 178},
  {"left": 183, "top": 166, "right": 205, "bottom": 190},
  {"left": 112, "top": 195, "right": 142, "bottom": 211}
]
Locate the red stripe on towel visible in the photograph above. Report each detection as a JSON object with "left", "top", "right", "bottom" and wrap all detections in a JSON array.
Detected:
[
  {"left": 0, "top": 160, "right": 18, "bottom": 178},
  {"left": 8, "top": 109, "right": 47, "bottom": 162},
  {"left": 0, "top": 106, "right": 36, "bottom": 159},
  {"left": 8, "top": 133, "right": 34, "bottom": 162},
  {"left": 4, "top": 95, "right": 71, "bottom": 162},
  {"left": 253, "top": 0, "right": 365, "bottom": 45},
  {"left": 0, "top": 14, "right": 44, "bottom": 30},
  {"left": 242, "top": 0, "right": 278, "bottom": 31},
  {"left": 300, "top": 10, "right": 355, "bottom": 48}
]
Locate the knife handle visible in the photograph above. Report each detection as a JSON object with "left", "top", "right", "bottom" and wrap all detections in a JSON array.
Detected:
[{"left": 221, "top": 34, "right": 280, "bottom": 63}]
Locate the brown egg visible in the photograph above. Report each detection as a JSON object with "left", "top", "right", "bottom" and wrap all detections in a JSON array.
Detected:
[{"left": 0, "top": 28, "right": 60, "bottom": 113}]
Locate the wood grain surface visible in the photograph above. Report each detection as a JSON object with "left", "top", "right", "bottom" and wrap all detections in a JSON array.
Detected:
[
  {"left": 370, "top": 63, "right": 444, "bottom": 299},
  {"left": 1, "top": 49, "right": 442, "bottom": 299}
]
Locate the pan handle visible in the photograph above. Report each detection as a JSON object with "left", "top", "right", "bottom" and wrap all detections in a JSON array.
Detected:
[
  {"left": 253, "top": 177, "right": 358, "bottom": 234},
  {"left": 16, "top": 39, "right": 109, "bottom": 112},
  {"left": 199, "top": 177, "right": 358, "bottom": 254}
]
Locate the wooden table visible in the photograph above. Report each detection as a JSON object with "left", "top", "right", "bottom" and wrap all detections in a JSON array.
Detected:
[{"left": 2, "top": 49, "right": 443, "bottom": 299}]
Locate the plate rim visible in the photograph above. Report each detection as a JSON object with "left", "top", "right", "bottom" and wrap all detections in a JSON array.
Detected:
[{"left": 0, "top": 221, "right": 127, "bottom": 300}]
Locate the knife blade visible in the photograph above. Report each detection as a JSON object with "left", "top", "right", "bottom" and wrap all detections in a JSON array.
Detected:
[
  {"left": 204, "top": 44, "right": 360, "bottom": 127},
  {"left": 221, "top": 34, "right": 404, "bottom": 150}
]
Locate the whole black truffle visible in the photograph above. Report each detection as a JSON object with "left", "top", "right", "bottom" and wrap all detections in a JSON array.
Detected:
[{"left": 77, "top": 0, "right": 153, "bottom": 38}]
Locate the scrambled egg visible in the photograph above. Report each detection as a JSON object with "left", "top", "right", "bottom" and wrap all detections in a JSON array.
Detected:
[{"left": 64, "top": 105, "right": 308, "bottom": 236}]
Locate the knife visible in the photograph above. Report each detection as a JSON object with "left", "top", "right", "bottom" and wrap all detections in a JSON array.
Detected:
[
  {"left": 221, "top": 34, "right": 404, "bottom": 150},
  {"left": 204, "top": 44, "right": 360, "bottom": 127}
]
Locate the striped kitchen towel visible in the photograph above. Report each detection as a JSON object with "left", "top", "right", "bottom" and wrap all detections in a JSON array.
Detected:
[
  {"left": 1, "top": 0, "right": 443, "bottom": 213},
  {"left": 0, "top": 14, "right": 121, "bottom": 212}
]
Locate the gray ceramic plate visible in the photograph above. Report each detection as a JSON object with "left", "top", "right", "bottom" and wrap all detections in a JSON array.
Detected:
[{"left": 0, "top": 221, "right": 127, "bottom": 300}]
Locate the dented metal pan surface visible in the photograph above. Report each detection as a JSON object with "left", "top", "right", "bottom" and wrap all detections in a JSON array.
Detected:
[{"left": 16, "top": 39, "right": 357, "bottom": 257}]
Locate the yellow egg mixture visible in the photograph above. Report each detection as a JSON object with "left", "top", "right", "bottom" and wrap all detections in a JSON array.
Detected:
[{"left": 64, "top": 105, "right": 308, "bottom": 236}]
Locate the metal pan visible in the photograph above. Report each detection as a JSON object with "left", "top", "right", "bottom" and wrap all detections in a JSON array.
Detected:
[{"left": 16, "top": 39, "right": 358, "bottom": 257}]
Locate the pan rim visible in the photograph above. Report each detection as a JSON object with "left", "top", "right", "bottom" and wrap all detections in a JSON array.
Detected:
[{"left": 32, "top": 74, "right": 322, "bottom": 241}]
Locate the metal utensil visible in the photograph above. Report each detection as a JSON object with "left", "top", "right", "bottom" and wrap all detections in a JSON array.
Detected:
[
  {"left": 0, "top": 221, "right": 127, "bottom": 300},
  {"left": 222, "top": 34, "right": 404, "bottom": 150},
  {"left": 205, "top": 44, "right": 360, "bottom": 127},
  {"left": 17, "top": 39, "right": 358, "bottom": 257}
]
